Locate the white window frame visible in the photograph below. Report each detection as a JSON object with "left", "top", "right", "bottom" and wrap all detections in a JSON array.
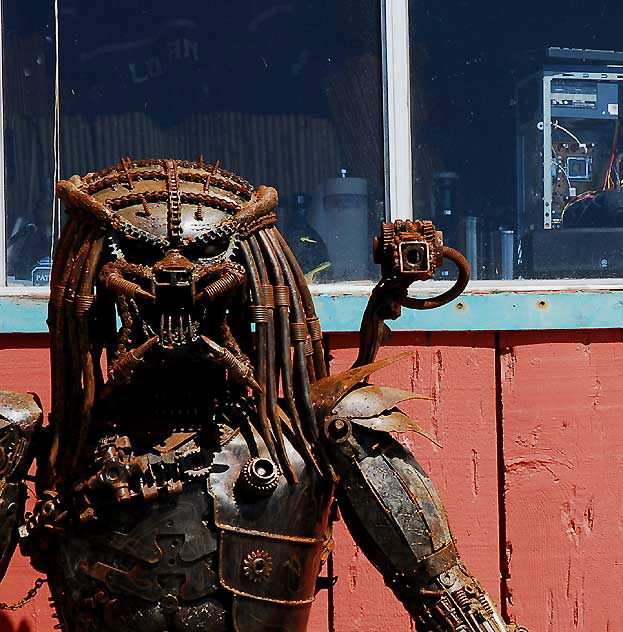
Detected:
[
  {"left": 0, "top": 1, "right": 6, "bottom": 288},
  {"left": 382, "top": 0, "right": 413, "bottom": 222},
  {"left": 1, "top": 0, "right": 622, "bottom": 295}
]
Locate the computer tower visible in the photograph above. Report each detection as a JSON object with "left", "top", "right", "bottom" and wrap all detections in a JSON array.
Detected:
[{"left": 516, "top": 48, "right": 623, "bottom": 277}]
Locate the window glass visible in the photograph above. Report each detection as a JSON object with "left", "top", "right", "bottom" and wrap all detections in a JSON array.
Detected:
[
  {"left": 410, "top": 1, "right": 623, "bottom": 279},
  {"left": 53, "top": 0, "right": 384, "bottom": 283},
  {"left": 3, "top": 1, "right": 56, "bottom": 286}
]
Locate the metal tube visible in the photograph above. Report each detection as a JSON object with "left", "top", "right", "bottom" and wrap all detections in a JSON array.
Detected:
[
  {"left": 464, "top": 216, "right": 478, "bottom": 281},
  {"left": 239, "top": 241, "right": 278, "bottom": 463},
  {"left": 257, "top": 231, "right": 318, "bottom": 473},
  {"left": 248, "top": 235, "right": 295, "bottom": 481},
  {"left": 499, "top": 229, "right": 515, "bottom": 281}
]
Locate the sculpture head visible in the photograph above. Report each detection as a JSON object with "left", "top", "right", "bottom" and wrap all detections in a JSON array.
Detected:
[
  {"left": 52, "top": 158, "right": 327, "bottom": 482},
  {"left": 56, "top": 159, "right": 274, "bottom": 358}
]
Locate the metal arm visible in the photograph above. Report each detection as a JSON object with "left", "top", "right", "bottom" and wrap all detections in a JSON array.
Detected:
[{"left": 322, "top": 416, "right": 527, "bottom": 632}]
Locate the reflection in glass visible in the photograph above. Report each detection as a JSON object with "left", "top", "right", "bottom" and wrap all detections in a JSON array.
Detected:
[
  {"left": 410, "top": 0, "right": 623, "bottom": 279},
  {"left": 57, "top": 0, "right": 384, "bottom": 283}
]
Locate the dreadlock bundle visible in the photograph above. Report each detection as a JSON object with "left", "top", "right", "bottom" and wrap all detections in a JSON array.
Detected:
[{"left": 45, "top": 214, "right": 105, "bottom": 492}]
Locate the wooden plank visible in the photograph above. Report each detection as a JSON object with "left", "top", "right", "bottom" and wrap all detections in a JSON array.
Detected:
[
  {"left": 500, "top": 329, "right": 623, "bottom": 631},
  {"left": 326, "top": 331, "right": 501, "bottom": 631},
  {"left": 0, "top": 330, "right": 502, "bottom": 631}
]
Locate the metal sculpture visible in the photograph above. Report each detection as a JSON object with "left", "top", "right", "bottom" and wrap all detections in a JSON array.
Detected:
[{"left": 0, "top": 158, "right": 529, "bottom": 631}]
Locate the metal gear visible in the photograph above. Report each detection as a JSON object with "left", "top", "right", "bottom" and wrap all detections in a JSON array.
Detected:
[
  {"left": 241, "top": 457, "right": 280, "bottom": 496},
  {"left": 242, "top": 550, "right": 273, "bottom": 582}
]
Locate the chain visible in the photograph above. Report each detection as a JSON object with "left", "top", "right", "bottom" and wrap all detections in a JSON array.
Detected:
[{"left": 0, "top": 577, "right": 47, "bottom": 610}]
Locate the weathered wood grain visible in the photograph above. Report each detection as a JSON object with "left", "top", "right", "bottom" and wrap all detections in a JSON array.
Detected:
[
  {"left": 327, "top": 331, "right": 501, "bottom": 631},
  {"left": 500, "top": 329, "right": 623, "bottom": 632}
]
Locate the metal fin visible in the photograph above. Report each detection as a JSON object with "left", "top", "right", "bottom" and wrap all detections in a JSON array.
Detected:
[
  {"left": 276, "top": 404, "right": 296, "bottom": 435},
  {"left": 0, "top": 391, "right": 43, "bottom": 431},
  {"left": 333, "top": 385, "right": 430, "bottom": 420},
  {"left": 310, "top": 352, "right": 411, "bottom": 418},
  {"left": 351, "top": 411, "right": 442, "bottom": 447}
]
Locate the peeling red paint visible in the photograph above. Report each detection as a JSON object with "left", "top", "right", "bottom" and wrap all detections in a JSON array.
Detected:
[{"left": 0, "top": 329, "right": 621, "bottom": 631}]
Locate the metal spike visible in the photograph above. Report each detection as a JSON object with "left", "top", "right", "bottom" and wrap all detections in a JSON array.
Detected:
[
  {"left": 200, "top": 336, "right": 262, "bottom": 393},
  {"left": 106, "top": 336, "right": 159, "bottom": 385},
  {"left": 309, "top": 352, "right": 412, "bottom": 419},
  {"left": 102, "top": 271, "right": 155, "bottom": 302}
]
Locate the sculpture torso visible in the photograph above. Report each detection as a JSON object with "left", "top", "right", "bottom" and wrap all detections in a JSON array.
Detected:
[{"left": 39, "top": 403, "right": 334, "bottom": 632}]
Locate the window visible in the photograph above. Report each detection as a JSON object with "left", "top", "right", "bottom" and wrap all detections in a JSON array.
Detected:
[
  {"left": 409, "top": 0, "right": 623, "bottom": 280},
  {"left": 6, "top": 1, "right": 623, "bottom": 290},
  {"left": 1, "top": 0, "right": 385, "bottom": 286},
  {"left": 3, "top": 1, "right": 55, "bottom": 286}
]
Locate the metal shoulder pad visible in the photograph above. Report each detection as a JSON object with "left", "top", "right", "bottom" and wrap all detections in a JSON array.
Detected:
[
  {"left": 330, "top": 383, "right": 438, "bottom": 442},
  {"left": 0, "top": 391, "right": 43, "bottom": 581},
  {"left": 323, "top": 413, "right": 456, "bottom": 583}
]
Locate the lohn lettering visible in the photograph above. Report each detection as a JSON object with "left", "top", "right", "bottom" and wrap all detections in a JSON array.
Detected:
[{"left": 128, "top": 38, "right": 200, "bottom": 84}]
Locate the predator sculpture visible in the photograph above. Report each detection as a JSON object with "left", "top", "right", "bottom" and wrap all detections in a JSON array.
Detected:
[{"left": 0, "top": 158, "right": 529, "bottom": 631}]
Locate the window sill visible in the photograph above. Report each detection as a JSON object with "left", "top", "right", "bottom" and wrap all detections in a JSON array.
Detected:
[{"left": 0, "top": 282, "right": 621, "bottom": 333}]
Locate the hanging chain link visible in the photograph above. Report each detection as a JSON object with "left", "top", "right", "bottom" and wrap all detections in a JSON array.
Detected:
[{"left": 0, "top": 577, "right": 47, "bottom": 610}]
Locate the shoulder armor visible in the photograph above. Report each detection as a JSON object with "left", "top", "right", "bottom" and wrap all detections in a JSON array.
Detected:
[
  {"left": 0, "top": 391, "right": 43, "bottom": 581},
  {"left": 331, "top": 384, "right": 437, "bottom": 443},
  {"left": 0, "top": 390, "right": 42, "bottom": 480},
  {"left": 0, "top": 391, "right": 42, "bottom": 436},
  {"left": 310, "top": 353, "right": 436, "bottom": 442},
  {"left": 333, "top": 384, "right": 418, "bottom": 419}
]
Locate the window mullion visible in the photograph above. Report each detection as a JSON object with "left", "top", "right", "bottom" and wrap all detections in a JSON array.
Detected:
[
  {"left": 0, "top": 2, "right": 6, "bottom": 287},
  {"left": 382, "top": 0, "right": 413, "bottom": 221}
]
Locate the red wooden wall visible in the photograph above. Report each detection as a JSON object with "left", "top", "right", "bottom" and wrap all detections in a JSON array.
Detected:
[{"left": 1, "top": 329, "right": 622, "bottom": 631}]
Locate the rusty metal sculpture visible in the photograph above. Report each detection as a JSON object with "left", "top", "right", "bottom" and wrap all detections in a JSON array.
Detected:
[{"left": 0, "top": 158, "right": 529, "bottom": 631}]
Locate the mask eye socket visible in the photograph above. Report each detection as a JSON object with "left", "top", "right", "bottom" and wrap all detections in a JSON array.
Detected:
[
  {"left": 191, "top": 237, "right": 231, "bottom": 261},
  {"left": 115, "top": 235, "right": 163, "bottom": 265}
]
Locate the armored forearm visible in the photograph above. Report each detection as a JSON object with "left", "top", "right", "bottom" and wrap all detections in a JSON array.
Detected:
[
  {"left": 387, "top": 561, "right": 515, "bottom": 631},
  {"left": 0, "top": 391, "right": 43, "bottom": 580},
  {"left": 324, "top": 415, "right": 526, "bottom": 631}
]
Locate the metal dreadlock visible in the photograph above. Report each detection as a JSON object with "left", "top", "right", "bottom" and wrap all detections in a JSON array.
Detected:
[{"left": 46, "top": 158, "right": 328, "bottom": 486}]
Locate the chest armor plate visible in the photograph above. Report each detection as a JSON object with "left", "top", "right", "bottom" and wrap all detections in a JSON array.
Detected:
[
  {"left": 36, "top": 424, "right": 334, "bottom": 631},
  {"left": 209, "top": 428, "right": 335, "bottom": 630}
]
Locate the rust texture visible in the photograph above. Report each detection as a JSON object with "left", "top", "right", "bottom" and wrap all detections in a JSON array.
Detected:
[{"left": 0, "top": 157, "right": 529, "bottom": 631}]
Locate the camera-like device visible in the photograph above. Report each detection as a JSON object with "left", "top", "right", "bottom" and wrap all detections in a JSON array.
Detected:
[{"left": 373, "top": 220, "right": 444, "bottom": 280}]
